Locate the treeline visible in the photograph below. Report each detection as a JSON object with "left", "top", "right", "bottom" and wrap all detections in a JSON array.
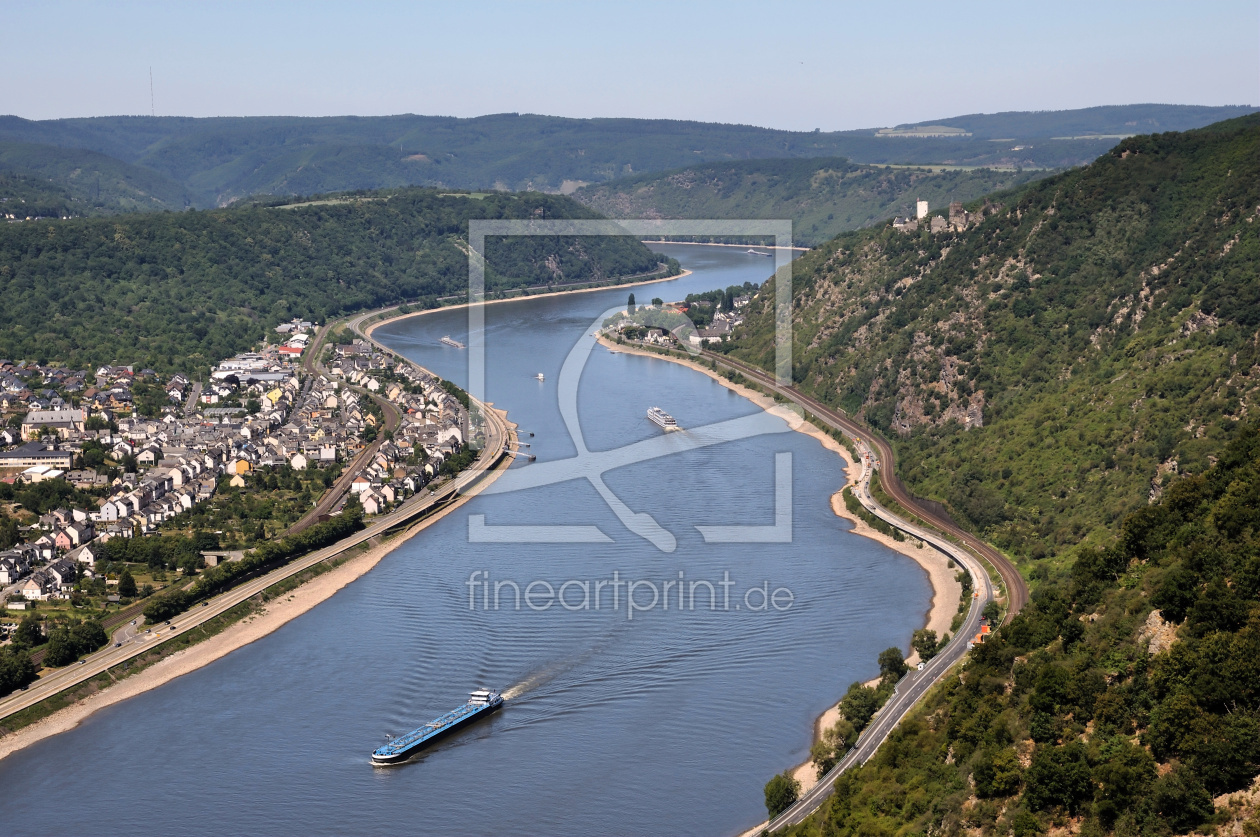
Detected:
[
  {"left": 439, "top": 447, "right": 478, "bottom": 476},
  {"left": 784, "top": 424, "right": 1260, "bottom": 837},
  {"left": 0, "top": 512, "right": 19, "bottom": 550},
  {"left": 0, "top": 477, "right": 99, "bottom": 517},
  {"left": 0, "top": 646, "right": 37, "bottom": 696},
  {"left": 766, "top": 648, "right": 911, "bottom": 818},
  {"left": 41, "top": 619, "right": 108, "bottom": 667},
  {"left": 1, "top": 107, "right": 1248, "bottom": 205},
  {"left": 142, "top": 503, "right": 364, "bottom": 623},
  {"left": 0, "top": 613, "right": 108, "bottom": 686},
  {"left": 0, "top": 140, "right": 190, "bottom": 214},
  {"left": 0, "top": 171, "right": 80, "bottom": 219},
  {"left": 439, "top": 379, "right": 470, "bottom": 411},
  {"left": 0, "top": 188, "right": 665, "bottom": 371}
]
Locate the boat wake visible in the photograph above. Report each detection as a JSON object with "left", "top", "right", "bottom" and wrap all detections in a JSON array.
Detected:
[
  {"left": 501, "top": 630, "right": 625, "bottom": 701},
  {"left": 503, "top": 665, "right": 564, "bottom": 700}
]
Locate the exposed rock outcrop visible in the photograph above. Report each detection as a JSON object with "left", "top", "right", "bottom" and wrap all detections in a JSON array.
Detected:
[{"left": 1137, "top": 609, "right": 1179, "bottom": 655}]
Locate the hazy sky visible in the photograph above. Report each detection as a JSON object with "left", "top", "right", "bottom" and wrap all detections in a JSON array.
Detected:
[{"left": 4, "top": 1, "right": 1256, "bottom": 130}]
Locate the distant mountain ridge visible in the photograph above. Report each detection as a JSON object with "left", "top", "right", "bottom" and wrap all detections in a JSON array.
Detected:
[
  {"left": 880, "top": 104, "right": 1255, "bottom": 138},
  {"left": 0, "top": 105, "right": 1250, "bottom": 211}
]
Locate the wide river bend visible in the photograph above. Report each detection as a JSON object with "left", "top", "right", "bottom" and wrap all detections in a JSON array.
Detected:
[{"left": 0, "top": 244, "right": 930, "bottom": 836}]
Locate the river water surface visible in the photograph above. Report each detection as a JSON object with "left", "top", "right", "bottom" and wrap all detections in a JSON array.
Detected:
[{"left": 0, "top": 244, "right": 930, "bottom": 836}]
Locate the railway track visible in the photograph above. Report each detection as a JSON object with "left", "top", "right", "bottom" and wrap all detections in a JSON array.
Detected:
[{"left": 704, "top": 351, "right": 1029, "bottom": 620}]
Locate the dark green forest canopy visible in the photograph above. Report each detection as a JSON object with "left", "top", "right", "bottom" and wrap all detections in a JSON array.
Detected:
[
  {"left": 732, "top": 114, "right": 1260, "bottom": 560},
  {"left": 0, "top": 188, "right": 667, "bottom": 371}
]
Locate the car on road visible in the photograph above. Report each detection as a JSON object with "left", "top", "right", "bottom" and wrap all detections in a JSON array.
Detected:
[
  {"left": 78, "top": 660, "right": 86, "bottom": 665},
  {"left": 114, "top": 642, "right": 121, "bottom": 647}
]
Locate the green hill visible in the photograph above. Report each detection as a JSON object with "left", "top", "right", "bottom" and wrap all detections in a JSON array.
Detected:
[
  {"left": 0, "top": 188, "right": 670, "bottom": 371},
  {"left": 0, "top": 141, "right": 189, "bottom": 214},
  {"left": 572, "top": 158, "right": 1050, "bottom": 246},
  {"left": 733, "top": 114, "right": 1260, "bottom": 558},
  {"left": 0, "top": 105, "right": 1249, "bottom": 208},
  {"left": 730, "top": 113, "right": 1260, "bottom": 837}
]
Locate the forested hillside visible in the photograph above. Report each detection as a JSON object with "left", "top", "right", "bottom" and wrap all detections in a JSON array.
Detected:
[
  {"left": 783, "top": 424, "right": 1260, "bottom": 837},
  {"left": 0, "top": 189, "right": 669, "bottom": 371},
  {"left": 573, "top": 158, "right": 1048, "bottom": 245},
  {"left": 0, "top": 105, "right": 1248, "bottom": 208},
  {"left": 734, "top": 114, "right": 1260, "bottom": 561},
  {"left": 0, "top": 172, "right": 81, "bottom": 220},
  {"left": 0, "top": 140, "right": 189, "bottom": 214},
  {"left": 741, "top": 114, "right": 1260, "bottom": 837}
]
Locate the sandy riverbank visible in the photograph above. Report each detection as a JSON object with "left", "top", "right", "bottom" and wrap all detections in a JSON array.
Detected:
[
  {"left": 364, "top": 269, "right": 692, "bottom": 340},
  {"left": 598, "top": 337, "right": 961, "bottom": 799},
  {"left": 0, "top": 410, "right": 516, "bottom": 762}
]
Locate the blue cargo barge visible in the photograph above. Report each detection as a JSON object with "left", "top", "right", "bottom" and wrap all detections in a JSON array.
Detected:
[{"left": 371, "top": 690, "right": 503, "bottom": 765}]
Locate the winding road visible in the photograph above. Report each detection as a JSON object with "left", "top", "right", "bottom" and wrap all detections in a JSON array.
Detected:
[{"left": 758, "top": 441, "right": 990, "bottom": 832}]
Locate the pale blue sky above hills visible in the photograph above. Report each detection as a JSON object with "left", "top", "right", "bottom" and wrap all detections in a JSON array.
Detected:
[{"left": 3, "top": 0, "right": 1256, "bottom": 131}]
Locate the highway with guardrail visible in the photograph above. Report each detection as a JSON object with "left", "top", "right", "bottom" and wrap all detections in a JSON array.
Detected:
[{"left": 759, "top": 441, "right": 991, "bottom": 832}]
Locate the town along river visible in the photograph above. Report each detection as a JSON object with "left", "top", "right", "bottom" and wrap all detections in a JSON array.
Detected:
[{"left": 0, "top": 244, "right": 932, "bottom": 836}]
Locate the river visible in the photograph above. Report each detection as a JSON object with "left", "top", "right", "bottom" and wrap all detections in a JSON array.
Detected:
[{"left": 0, "top": 244, "right": 930, "bottom": 836}]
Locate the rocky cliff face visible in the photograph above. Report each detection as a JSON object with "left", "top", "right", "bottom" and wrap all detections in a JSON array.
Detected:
[{"left": 1136, "top": 609, "right": 1180, "bottom": 655}]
